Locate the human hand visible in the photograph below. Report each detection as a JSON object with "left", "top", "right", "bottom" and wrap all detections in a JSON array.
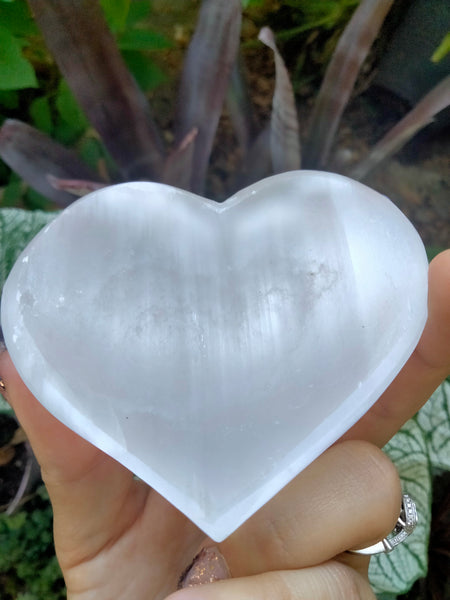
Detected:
[{"left": 0, "top": 249, "right": 448, "bottom": 599}]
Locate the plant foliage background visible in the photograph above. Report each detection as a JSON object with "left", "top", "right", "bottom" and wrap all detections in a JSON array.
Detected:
[{"left": 0, "top": 1, "right": 448, "bottom": 598}]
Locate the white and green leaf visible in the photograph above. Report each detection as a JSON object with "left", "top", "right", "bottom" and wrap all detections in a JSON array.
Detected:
[
  {"left": 415, "top": 380, "right": 450, "bottom": 471},
  {"left": 0, "top": 208, "right": 56, "bottom": 291},
  {"left": 370, "top": 418, "right": 431, "bottom": 597}
]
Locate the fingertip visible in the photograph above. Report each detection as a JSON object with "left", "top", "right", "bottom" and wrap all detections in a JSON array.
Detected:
[{"left": 417, "top": 249, "right": 450, "bottom": 371}]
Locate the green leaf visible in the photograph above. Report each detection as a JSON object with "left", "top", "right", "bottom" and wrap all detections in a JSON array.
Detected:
[
  {"left": 55, "top": 80, "right": 88, "bottom": 143},
  {"left": 1, "top": 173, "right": 24, "bottom": 207},
  {"left": 0, "top": 394, "right": 13, "bottom": 414},
  {"left": 78, "top": 135, "right": 116, "bottom": 176},
  {"left": 415, "top": 381, "right": 450, "bottom": 471},
  {"left": 56, "top": 80, "right": 88, "bottom": 129},
  {"left": 122, "top": 51, "right": 167, "bottom": 91},
  {"left": 242, "top": 0, "right": 265, "bottom": 7},
  {"left": 118, "top": 29, "right": 172, "bottom": 51},
  {"left": 29, "top": 96, "right": 53, "bottom": 135},
  {"left": 100, "top": 0, "right": 130, "bottom": 33},
  {"left": 126, "top": 0, "right": 151, "bottom": 26},
  {"left": 24, "top": 187, "right": 53, "bottom": 211},
  {"left": 431, "top": 31, "right": 450, "bottom": 63},
  {"left": 0, "top": 1, "right": 38, "bottom": 37},
  {"left": 0, "top": 25, "right": 37, "bottom": 90},
  {"left": 0, "top": 89, "right": 19, "bottom": 109},
  {"left": 369, "top": 418, "right": 431, "bottom": 596},
  {"left": 0, "top": 208, "right": 57, "bottom": 292},
  {"left": 426, "top": 246, "right": 445, "bottom": 262}
]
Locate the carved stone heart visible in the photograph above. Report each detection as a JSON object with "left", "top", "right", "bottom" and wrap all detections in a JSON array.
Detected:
[{"left": 1, "top": 171, "right": 428, "bottom": 541}]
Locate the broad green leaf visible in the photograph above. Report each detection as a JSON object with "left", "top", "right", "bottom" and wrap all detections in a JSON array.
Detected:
[
  {"left": 1, "top": 173, "right": 24, "bottom": 207},
  {"left": 29, "top": 96, "right": 53, "bottom": 135},
  {"left": 55, "top": 80, "right": 89, "bottom": 138},
  {"left": 415, "top": 381, "right": 450, "bottom": 471},
  {"left": 0, "top": 25, "right": 37, "bottom": 90},
  {"left": 0, "top": 1, "right": 38, "bottom": 37},
  {"left": 126, "top": 0, "right": 151, "bottom": 27},
  {"left": 0, "top": 89, "right": 19, "bottom": 109},
  {"left": 100, "top": 0, "right": 130, "bottom": 33},
  {"left": 24, "top": 187, "right": 52, "bottom": 211},
  {"left": 0, "top": 208, "right": 56, "bottom": 291},
  {"left": 123, "top": 51, "right": 167, "bottom": 91},
  {"left": 118, "top": 29, "right": 172, "bottom": 51},
  {"left": 369, "top": 418, "right": 431, "bottom": 596}
]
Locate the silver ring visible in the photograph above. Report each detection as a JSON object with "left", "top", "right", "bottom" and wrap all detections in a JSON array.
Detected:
[{"left": 349, "top": 494, "right": 417, "bottom": 555}]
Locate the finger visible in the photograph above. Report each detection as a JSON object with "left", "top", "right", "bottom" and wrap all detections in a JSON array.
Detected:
[
  {"left": 170, "top": 561, "right": 375, "bottom": 600},
  {"left": 0, "top": 349, "right": 204, "bottom": 576},
  {"left": 0, "top": 350, "right": 107, "bottom": 481},
  {"left": 0, "top": 351, "right": 152, "bottom": 556},
  {"left": 219, "top": 440, "right": 401, "bottom": 576},
  {"left": 344, "top": 249, "right": 450, "bottom": 447}
]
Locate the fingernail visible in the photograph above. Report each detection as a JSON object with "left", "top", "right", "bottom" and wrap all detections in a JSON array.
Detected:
[{"left": 178, "top": 546, "right": 231, "bottom": 588}]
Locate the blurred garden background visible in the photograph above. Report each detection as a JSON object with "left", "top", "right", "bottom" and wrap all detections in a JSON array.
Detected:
[{"left": 0, "top": 1, "right": 448, "bottom": 598}]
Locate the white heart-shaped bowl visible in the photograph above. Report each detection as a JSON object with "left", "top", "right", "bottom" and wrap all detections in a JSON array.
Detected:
[{"left": 1, "top": 171, "right": 428, "bottom": 541}]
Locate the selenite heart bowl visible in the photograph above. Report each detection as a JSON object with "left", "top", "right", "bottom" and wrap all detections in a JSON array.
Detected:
[{"left": 1, "top": 171, "right": 428, "bottom": 541}]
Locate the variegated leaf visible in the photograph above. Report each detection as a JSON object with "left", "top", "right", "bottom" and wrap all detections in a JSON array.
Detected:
[
  {"left": 415, "top": 380, "right": 450, "bottom": 472},
  {"left": 369, "top": 418, "right": 431, "bottom": 596}
]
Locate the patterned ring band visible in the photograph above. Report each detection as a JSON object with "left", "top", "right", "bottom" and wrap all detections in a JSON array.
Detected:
[{"left": 348, "top": 494, "right": 417, "bottom": 555}]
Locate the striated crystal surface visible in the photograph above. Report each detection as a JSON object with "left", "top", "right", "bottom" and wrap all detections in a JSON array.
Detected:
[{"left": 1, "top": 171, "right": 428, "bottom": 540}]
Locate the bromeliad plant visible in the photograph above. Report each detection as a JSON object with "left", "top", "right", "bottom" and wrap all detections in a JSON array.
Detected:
[{"left": 0, "top": 0, "right": 449, "bottom": 206}]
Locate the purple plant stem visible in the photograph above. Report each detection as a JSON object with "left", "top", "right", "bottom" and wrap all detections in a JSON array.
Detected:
[
  {"left": 174, "top": 0, "right": 242, "bottom": 194},
  {"left": 304, "top": 0, "right": 394, "bottom": 169},
  {"left": 28, "top": 0, "right": 164, "bottom": 180},
  {"left": 350, "top": 76, "right": 450, "bottom": 180},
  {"left": 0, "top": 119, "right": 99, "bottom": 207}
]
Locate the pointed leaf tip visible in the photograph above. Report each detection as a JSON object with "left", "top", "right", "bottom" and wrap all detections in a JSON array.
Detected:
[
  {"left": 174, "top": 0, "right": 242, "bottom": 193},
  {"left": 0, "top": 119, "right": 99, "bottom": 207},
  {"left": 259, "top": 27, "right": 301, "bottom": 173}
]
